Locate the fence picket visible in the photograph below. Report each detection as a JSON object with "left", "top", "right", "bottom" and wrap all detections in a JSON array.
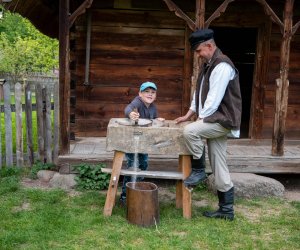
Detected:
[
  {"left": 0, "top": 78, "right": 59, "bottom": 167},
  {"left": 25, "top": 83, "right": 34, "bottom": 166},
  {"left": 44, "top": 86, "right": 52, "bottom": 163},
  {"left": 35, "top": 83, "right": 45, "bottom": 162},
  {"left": 3, "top": 82, "right": 13, "bottom": 166},
  {"left": 15, "top": 82, "right": 24, "bottom": 167}
]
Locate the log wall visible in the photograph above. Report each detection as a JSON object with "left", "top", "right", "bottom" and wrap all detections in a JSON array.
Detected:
[
  {"left": 71, "top": 7, "right": 187, "bottom": 136},
  {"left": 70, "top": 0, "right": 300, "bottom": 139},
  {"left": 262, "top": 25, "right": 300, "bottom": 139}
]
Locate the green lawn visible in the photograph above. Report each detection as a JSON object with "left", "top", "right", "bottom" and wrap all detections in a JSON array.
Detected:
[{"left": 0, "top": 172, "right": 299, "bottom": 250}]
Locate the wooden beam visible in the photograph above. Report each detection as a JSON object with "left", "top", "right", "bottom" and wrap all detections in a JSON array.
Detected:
[
  {"left": 162, "top": 0, "right": 196, "bottom": 31},
  {"left": 272, "top": 0, "right": 294, "bottom": 156},
  {"left": 59, "top": 0, "right": 70, "bottom": 154},
  {"left": 292, "top": 20, "right": 300, "bottom": 35},
  {"left": 69, "top": 0, "right": 93, "bottom": 28},
  {"left": 256, "top": 0, "right": 284, "bottom": 33},
  {"left": 205, "top": 0, "right": 235, "bottom": 28}
]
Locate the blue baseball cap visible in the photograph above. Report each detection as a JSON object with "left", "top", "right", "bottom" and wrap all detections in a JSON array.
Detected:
[{"left": 140, "top": 81, "right": 157, "bottom": 92}]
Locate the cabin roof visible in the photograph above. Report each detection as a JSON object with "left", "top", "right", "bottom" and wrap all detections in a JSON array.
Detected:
[{"left": 5, "top": 0, "right": 299, "bottom": 39}]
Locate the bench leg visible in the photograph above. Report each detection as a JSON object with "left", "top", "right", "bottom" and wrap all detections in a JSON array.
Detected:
[
  {"left": 103, "top": 151, "right": 124, "bottom": 216},
  {"left": 179, "top": 155, "right": 192, "bottom": 219}
]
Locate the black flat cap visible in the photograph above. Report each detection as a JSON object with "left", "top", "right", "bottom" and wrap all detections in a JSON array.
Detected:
[{"left": 189, "top": 29, "right": 214, "bottom": 50}]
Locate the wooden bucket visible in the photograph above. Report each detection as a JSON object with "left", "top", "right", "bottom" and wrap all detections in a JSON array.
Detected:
[{"left": 126, "top": 182, "right": 159, "bottom": 227}]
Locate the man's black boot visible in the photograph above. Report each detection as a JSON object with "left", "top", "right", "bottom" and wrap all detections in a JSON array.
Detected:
[
  {"left": 203, "top": 187, "right": 234, "bottom": 221},
  {"left": 184, "top": 150, "right": 206, "bottom": 187}
]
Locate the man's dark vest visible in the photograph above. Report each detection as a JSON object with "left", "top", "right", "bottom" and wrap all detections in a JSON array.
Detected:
[{"left": 195, "top": 48, "right": 242, "bottom": 130}]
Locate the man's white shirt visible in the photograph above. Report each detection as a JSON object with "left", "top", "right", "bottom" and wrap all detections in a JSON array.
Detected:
[{"left": 190, "top": 62, "right": 240, "bottom": 138}]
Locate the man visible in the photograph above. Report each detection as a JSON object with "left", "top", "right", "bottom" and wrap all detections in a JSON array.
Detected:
[{"left": 175, "top": 29, "right": 242, "bottom": 220}]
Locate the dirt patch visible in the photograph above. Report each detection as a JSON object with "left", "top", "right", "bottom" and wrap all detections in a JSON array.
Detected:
[
  {"left": 21, "top": 178, "right": 53, "bottom": 190},
  {"left": 21, "top": 177, "right": 300, "bottom": 202},
  {"left": 284, "top": 190, "right": 300, "bottom": 201},
  {"left": 21, "top": 178, "right": 82, "bottom": 197}
]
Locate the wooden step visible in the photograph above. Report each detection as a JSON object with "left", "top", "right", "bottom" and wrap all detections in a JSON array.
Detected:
[{"left": 101, "top": 167, "right": 183, "bottom": 180}]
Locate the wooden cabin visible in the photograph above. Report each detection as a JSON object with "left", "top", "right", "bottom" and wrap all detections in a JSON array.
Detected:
[{"left": 4, "top": 0, "right": 300, "bottom": 171}]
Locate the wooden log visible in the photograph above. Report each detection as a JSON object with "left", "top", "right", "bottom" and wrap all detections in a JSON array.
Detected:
[
  {"left": 272, "top": 0, "right": 294, "bottom": 155},
  {"left": 3, "top": 82, "right": 13, "bottom": 166},
  {"left": 53, "top": 82, "right": 59, "bottom": 164},
  {"left": 126, "top": 182, "right": 159, "bottom": 227},
  {"left": 25, "top": 83, "right": 34, "bottom": 166},
  {"left": 15, "top": 83, "right": 23, "bottom": 167},
  {"left": 59, "top": 0, "right": 71, "bottom": 154}
]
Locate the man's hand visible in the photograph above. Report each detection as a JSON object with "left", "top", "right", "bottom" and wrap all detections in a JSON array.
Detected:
[
  {"left": 175, "top": 109, "right": 195, "bottom": 124},
  {"left": 175, "top": 116, "right": 187, "bottom": 124}
]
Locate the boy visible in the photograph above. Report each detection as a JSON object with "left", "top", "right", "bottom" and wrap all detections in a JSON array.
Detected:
[{"left": 119, "top": 81, "right": 159, "bottom": 206}]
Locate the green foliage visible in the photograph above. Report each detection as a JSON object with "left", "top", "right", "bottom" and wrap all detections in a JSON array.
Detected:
[
  {"left": 30, "top": 161, "right": 56, "bottom": 179},
  {"left": 0, "top": 166, "right": 22, "bottom": 178},
  {"left": 73, "top": 163, "right": 110, "bottom": 191},
  {"left": 0, "top": 10, "right": 58, "bottom": 80},
  {"left": 0, "top": 167, "right": 22, "bottom": 194}
]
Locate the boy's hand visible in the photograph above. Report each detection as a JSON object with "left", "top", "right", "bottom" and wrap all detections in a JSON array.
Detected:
[{"left": 129, "top": 111, "right": 140, "bottom": 121}]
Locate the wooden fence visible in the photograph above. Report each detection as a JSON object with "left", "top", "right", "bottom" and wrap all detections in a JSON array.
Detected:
[{"left": 0, "top": 77, "right": 59, "bottom": 168}]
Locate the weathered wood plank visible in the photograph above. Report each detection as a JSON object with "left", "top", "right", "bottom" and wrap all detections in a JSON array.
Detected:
[
  {"left": 74, "top": 50, "right": 184, "bottom": 66},
  {"left": 35, "top": 84, "right": 45, "bottom": 162},
  {"left": 14, "top": 83, "right": 24, "bottom": 167},
  {"left": 44, "top": 86, "right": 52, "bottom": 163},
  {"left": 103, "top": 151, "right": 124, "bottom": 216},
  {"left": 3, "top": 82, "right": 13, "bottom": 166},
  {"left": 25, "top": 83, "right": 34, "bottom": 166},
  {"left": 75, "top": 86, "right": 182, "bottom": 102},
  {"left": 87, "top": 9, "right": 186, "bottom": 28},
  {"left": 102, "top": 167, "right": 183, "bottom": 179}
]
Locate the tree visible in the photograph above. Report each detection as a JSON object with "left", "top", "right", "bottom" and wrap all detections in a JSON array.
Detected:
[{"left": 0, "top": 10, "right": 58, "bottom": 82}]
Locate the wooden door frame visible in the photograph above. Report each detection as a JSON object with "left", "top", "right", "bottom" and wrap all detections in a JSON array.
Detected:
[{"left": 249, "top": 19, "right": 272, "bottom": 139}]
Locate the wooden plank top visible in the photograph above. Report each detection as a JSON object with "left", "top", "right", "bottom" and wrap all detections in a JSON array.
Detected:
[{"left": 106, "top": 118, "right": 192, "bottom": 155}]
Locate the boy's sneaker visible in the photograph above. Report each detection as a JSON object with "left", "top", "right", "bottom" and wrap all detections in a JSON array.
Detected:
[{"left": 119, "top": 196, "right": 126, "bottom": 207}]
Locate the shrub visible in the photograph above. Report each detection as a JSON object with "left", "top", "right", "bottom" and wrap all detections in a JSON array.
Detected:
[{"left": 73, "top": 163, "right": 110, "bottom": 191}]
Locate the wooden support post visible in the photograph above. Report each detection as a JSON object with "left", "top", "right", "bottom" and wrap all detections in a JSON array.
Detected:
[
  {"left": 191, "top": 0, "right": 205, "bottom": 100},
  {"left": 59, "top": 0, "right": 70, "bottom": 154},
  {"left": 272, "top": 0, "right": 294, "bottom": 156},
  {"left": 180, "top": 155, "right": 192, "bottom": 219},
  {"left": 103, "top": 151, "right": 125, "bottom": 216},
  {"left": 176, "top": 157, "right": 184, "bottom": 208}
]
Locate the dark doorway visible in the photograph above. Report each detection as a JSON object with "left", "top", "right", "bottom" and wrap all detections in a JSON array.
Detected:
[{"left": 212, "top": 27, "right": 257, "bottom": 138}]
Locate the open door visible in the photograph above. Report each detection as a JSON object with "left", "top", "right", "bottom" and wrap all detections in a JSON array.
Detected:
[{"left": 212, "top": 27, "right": 257, "bottom": 138}]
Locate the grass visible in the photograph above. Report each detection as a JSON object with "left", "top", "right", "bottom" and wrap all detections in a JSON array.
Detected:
[
  {"left": 0, "top": 110, "right": 39, "bottom": 154},
  {"left": 0, "top": 171, "right": 299, "bottom": 250}
]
